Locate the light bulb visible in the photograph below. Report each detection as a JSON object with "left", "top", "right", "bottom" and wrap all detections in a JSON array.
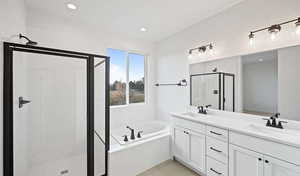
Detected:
[
  {"left": 208, "top": 44, "right": 213, "bottom": 55},
  {"left": 296, "top": 25, "right": 300, "bottom": 35},
  {"left": 248, "top": 32, "right": 254, "bottom": 46},
  {"left": 67, "top": 3, "right": 77, "bottom": 10},
  {"left": 296, "top": 18, "right": 300, "bottom": 35},
  {"left": 270, "top": 32, "right": 277, "bottom": 41},
  {"left": 188, "top": 50, "right": 193, "bottom": 59},
  {"left": 268, "top": 25, "right": 281, "bottom": 41},
  {"left": 249, "top": 37, "right": 254, "bottom": 46}
]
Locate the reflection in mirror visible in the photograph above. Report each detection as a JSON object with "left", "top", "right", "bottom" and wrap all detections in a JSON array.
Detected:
[
  {"left": 190, "top": 45, "right": 300, "bottom": 121},
  {"left": 190, "top": 73, "right": 235, "bottom": 112},
  {"left": 242, "top": 50, "right": 278, "bottom": 116}
]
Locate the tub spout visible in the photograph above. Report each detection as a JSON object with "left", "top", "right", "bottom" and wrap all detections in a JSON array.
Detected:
[{"left": 126, "top": 126, "right": 135, "bottom": 140}]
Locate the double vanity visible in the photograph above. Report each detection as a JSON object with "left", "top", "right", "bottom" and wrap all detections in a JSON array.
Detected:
[{"left": 171, "top": 109, "right": 300, "bottom": 176}]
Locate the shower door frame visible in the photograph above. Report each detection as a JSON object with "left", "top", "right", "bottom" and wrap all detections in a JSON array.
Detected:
[
  {"left": 190, "top": 72, "right": 235, "bottom": 112},
  {"left": 3, "top": 42, "right": 110, "bottom": 176}
]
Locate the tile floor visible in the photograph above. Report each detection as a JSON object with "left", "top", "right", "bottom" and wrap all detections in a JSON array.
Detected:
[{"left": 137, "top": 160, "right": 200, "bottom": 176}]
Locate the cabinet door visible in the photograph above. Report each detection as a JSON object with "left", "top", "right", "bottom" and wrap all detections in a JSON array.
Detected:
[
  {"left": 189, "top": 131, "right": 206, "bottom": 173},
  {"left": 264, "top": 155, "right": 300, "bottom": 176},
  {"left": 173, "top": 127, "right": 189, "bottom": 161},
  {"left": 229, "top": 145, "right": 264, "bottom": 176}
]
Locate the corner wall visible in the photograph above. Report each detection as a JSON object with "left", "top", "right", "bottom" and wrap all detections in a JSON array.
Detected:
[{"left": 0, "top": 0, "right": 27, "bottom": 175}]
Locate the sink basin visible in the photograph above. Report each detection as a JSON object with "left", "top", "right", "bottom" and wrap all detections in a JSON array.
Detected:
[
  {"left": 181, "top": 112, "right": 201, "bottom": 118},
  {"left": 247, "top": 124, "right": 300, "bottom": 137}
]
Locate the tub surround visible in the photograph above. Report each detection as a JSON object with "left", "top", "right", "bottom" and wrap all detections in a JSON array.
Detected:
[
  {"left": 109, "top": 121, "right": 171, "bottom": 176},
  {"left": 171, "top": 109, "right": 300, "bottom": 176}
]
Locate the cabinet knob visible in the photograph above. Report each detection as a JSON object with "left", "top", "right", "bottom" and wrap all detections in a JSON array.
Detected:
[
  {"left": 258, "top": 158, "right": 262, "bottom": 161},
  {"left": 265, "top": 160, "right": 269, "bottom": 163}
]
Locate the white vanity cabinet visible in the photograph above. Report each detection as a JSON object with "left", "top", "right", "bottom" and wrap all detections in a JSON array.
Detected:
[
  {"left": 229, "top": 144, "right": 300, "bottom": 176},
  {"left": 229, "top": 144, "right": 264, "bottom": 176},
  {"left": 173, "top": 126, "right": 190, "bottom": 161},
  {"left": 172, "top": 118, "right": 206, "bottom": 174},
  {"left": 173, "top": 126, "right": 206, "bottom": 173},
  {"left": 172, "top": 113, "right": 300, "bottom": 176},
  {"left": 264, "top": 155, "right": 300, "bottom": 176},
  {"left": 189, "top": 130, "right": 206, "bottom": 172}
]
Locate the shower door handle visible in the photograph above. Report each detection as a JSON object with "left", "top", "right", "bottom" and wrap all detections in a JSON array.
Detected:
[{"left": 19, "top": 96, "right": 31, "bottom": 108}]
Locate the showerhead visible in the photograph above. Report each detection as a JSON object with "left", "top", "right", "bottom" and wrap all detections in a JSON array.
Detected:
[{"left": 19, "top": 34, "right": 38, "bottom": 46}]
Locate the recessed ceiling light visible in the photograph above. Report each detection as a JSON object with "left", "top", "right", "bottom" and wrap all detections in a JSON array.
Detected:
[
  {"left": 140, "top": 27, "right": 147, "bottom": 32},
  {"left": 258, "top": 59, "right": 263, "bottom": 62},
  {"left": 67, "top": 3, "right": 77, "bottom": 10}
]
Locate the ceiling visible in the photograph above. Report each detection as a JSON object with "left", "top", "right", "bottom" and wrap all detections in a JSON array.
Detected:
[{"left": 25, "top": 0, "right": 243, "bottom": 43}]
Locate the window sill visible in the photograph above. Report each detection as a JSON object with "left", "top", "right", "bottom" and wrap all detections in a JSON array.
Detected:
[{"left": 110, "top": 102, "right": 147, "bottom": 109}]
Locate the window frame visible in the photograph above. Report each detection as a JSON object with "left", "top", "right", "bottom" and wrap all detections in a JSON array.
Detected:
[{"left": 108, "top": 48, "right": 148, "bottom": 108}]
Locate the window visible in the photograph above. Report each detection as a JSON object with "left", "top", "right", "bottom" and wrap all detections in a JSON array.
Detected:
[{"left": 108, "top": 48, "right": 146, "bottom": 106}]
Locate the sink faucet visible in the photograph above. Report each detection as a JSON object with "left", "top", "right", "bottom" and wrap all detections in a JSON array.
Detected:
[
  {"left": 126, "top": 126, "right": 135, "bottom": 140},
  {"left": 197, "top": 105, "right": 212, "bottom": 114},
  {"left": 263, "top": 113, "right": 287, "bottom": 129}
]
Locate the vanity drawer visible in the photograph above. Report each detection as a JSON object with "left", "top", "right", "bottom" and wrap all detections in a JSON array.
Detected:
[
  {"left": 207, "top": 136, "right": 228, "bottom": 163},
  {"left": 173, "top": 117, "right": 206, "bottom": 134},
  {"left": 207, "top": 156, "right": 228, "bottom": 176},
  {"left": 206, "top": 125, "right": 228, "bottom": 141}
]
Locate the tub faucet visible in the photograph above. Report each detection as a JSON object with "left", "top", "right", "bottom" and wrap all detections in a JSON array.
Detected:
[{"left": 126, "top": 126, "right": 135, "bottom": 140}]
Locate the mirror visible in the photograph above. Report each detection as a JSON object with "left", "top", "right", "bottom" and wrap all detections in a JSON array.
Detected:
[{"left": 190, "top": 45, "right": 300, "bottom": 121}]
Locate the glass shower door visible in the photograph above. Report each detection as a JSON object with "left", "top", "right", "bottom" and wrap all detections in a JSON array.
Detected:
[{"left": 13, "top": 52, "right": 88, "bottom": 176}]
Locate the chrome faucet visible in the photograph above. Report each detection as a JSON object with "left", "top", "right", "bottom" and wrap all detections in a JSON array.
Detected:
[{"left": 126, "top": 126, "right": 135, "bottom": 140}]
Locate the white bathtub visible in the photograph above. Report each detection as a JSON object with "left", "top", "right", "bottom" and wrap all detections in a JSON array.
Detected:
[
  {"left": 111, "top": 121, "right": 169, "bottom": 145},
  {"left": 109, "top": 121, "right": 171, "bottom": 176}
]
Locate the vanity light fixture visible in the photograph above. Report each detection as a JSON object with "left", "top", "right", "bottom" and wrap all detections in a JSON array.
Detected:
[
  {"left": 188, "top": 43, "right": 214, "bottom": 58},
  {"left": 248, "top": 17, "right": 300, "bottom": 44}
]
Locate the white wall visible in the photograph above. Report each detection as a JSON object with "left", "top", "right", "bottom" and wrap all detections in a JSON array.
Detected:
[
  {"left": 0, "top": 0, "right": 27, "bottom": 175},
  {"left": 242, "top": 57, "right": 278, "bottom": 114},
  {"left": 155, "top": 0, "right": 300, "bottom": 121},
  {"left": 25, "top": 10, "right": 157, "bottom": 130},
  {"left": 278, "top": 45, "right": 300, "bottom": 120}
]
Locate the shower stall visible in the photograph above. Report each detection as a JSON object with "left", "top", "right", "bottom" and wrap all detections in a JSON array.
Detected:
[
  {"left": 190, "top": 72, "right": 235, "bottom": 112},
  {"left": 3, "top": 42, "right": 110, "bottom": 176}
]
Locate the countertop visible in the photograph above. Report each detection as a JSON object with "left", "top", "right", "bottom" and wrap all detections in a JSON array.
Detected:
[{"left": 171, "top": 110, "right": 300, "bottom": 149}]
